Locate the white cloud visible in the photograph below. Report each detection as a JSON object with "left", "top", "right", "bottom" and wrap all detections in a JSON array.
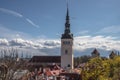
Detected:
[
  {"left": 0, "top": 39, "right": 9, "bottom": 46},
  {"left": 74, "top": 36, "right": 120, "bottom": 51},
  {"left": 0, "top": 24, "right": 32, "bottom": 39},
  {"left": 0, "top": 35, "right": 120, "bottom": 56},
  {"left": 77, "top": 30, "right": 89, "bottom": 35},
  {"left": 0, "top": 24, "right": 120, "bottom": 56},
  {"left": 0, "top": 8, "right": 23, "bottom": 18},
  {"left": 0, "top": 8, "right": 40, "bottom": 28},
  {"left": 26, "top": 18, "right": 39, "bottom": 28},
  {"left": 98, "top": 25, "right": 120, "bottom": 34}
]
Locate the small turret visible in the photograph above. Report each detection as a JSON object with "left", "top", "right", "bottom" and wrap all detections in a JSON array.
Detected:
[
  {"left": 91, "top": 48, "right": 100, "bottom": 57},
  {"left": 109, "top": 51, "right": 117, "bottom": 59}
]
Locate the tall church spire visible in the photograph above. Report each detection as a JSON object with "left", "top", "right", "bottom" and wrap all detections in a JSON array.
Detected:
[
  {"left": 61, "top": 3, "right": 73, "bottom": 39},
  {"left": 65, "top": 3, "right": 70, "bottom": 34},
  {"left": 61, "top": 1, "right": 74, "bottom": 70}
]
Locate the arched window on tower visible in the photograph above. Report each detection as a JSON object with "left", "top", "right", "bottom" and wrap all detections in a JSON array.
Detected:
[
  {"left": 68, "top": 64, "right": 71, "bottom": 67},
  {"left": 65, "top": 49, "right": 68, "bottom": 54}
]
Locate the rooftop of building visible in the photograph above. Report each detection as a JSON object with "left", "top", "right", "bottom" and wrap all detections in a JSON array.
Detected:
[{"left": 29, "top": 56, "right": 61, "bottom": 63}]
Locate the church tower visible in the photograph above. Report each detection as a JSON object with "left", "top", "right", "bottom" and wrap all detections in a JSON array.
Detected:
[{"left": 61, "top": 6, "right": 74, "bottom": 70}]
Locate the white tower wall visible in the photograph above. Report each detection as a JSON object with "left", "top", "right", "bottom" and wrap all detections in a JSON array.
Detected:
[{"left": 61, "top": 39, "right": 74, "bottom": 70}]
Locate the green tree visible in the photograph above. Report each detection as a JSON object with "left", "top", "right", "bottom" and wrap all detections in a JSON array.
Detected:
[
  {"left": 82, "top": 56, "right": 120, "bottom": 80},
  {"left": 82, "top": 57, "right": 111, "bottom": 80},
  {"left": 74, "top": 55, "right": 91, "bottom": 67},
  {"left": 110, "top": 56, "right": 120, "bottom": 80}
]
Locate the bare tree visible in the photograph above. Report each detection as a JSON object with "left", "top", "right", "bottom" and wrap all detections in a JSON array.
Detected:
[{"left": 0, "top": 48, "right": 28, "bottom": 80}]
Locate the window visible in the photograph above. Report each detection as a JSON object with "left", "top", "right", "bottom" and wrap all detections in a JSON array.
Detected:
[
  {"left": 63, "top": 41, "right": 70, "bottom": 45},
  {"left": 67, "top": 64, "right": 71, "bottom": 67},
  {"left": 67, "top": 41, "right": 70, "bottom": 44},
  {"left": 65, "top": 49, "right": 68, "bottom": 54}
]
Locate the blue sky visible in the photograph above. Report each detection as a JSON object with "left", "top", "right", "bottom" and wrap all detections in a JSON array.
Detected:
[
  {"left": 0, "top": 0, "right": 120, "bottom": 56},
  {"left": 0, "top": 0, "right": 120, "bottom": 39}
]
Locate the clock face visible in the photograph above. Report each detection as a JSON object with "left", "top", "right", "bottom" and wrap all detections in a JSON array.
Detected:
[{"left": 63, "top": 41, "right": 70, "bottom": 45}]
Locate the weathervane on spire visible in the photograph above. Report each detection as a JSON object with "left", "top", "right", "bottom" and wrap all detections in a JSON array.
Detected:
[{"left": 66, "top": 0, "right": 70, "bottom": 10}]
